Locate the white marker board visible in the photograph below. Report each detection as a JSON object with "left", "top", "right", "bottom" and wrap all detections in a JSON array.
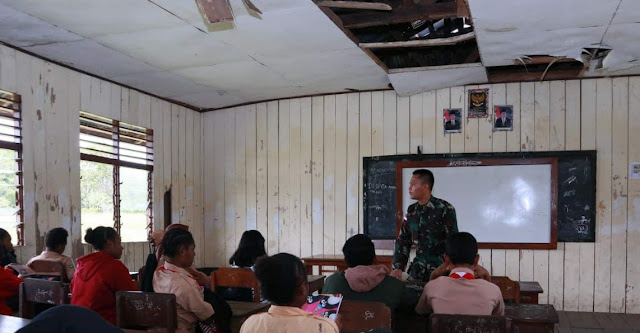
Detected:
[{"left": 397, "top": 158, "right": 557, "bottom": 248}]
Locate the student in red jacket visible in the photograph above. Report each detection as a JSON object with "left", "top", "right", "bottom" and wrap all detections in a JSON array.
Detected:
[
  {"left": 0, "top": 266, "right": 22, "bottom": 315},
  {"left": 71, "top": 227, "right": 137, "bottom": 324}
]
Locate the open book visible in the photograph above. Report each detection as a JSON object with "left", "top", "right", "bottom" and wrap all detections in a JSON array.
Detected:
[{"left": 301, "top": 293, "right": 343, "bottom": 321}]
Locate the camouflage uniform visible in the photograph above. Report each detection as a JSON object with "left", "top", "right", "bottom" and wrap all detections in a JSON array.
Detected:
[{"left": 392, "top": 195, "right": 458, "bottom": 281}]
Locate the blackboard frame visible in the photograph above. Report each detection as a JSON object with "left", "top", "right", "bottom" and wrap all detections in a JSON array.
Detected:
[
  {"left": 363, "top": 150, "right": 596, "bottom": 247},
  {"left": 395, "top": 157, "right": 558, "bottom": 250}
]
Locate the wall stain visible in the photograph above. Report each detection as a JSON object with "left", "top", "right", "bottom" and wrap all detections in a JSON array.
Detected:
[{"left": 37, "top": 109, "right": 42, "bottom": 121}]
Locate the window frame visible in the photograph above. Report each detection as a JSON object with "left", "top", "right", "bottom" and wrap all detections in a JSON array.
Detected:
[
  {"left": 79, "top": 111, "right": 153, "bottom": 237},
  {"left": 0, "top": 90, "right": 24, "bottom": 245}
]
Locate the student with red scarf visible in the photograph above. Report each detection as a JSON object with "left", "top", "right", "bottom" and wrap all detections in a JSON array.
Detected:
[{"left": 71, "top": 227, "right": 137, "bottom": 324}]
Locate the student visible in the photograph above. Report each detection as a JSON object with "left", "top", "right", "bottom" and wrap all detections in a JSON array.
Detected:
[
  {"left": 71, "top": 227, "right": 138, "bottom": 324},
  {"left": 153, "top": 228, "right": 216, "bottom": 333},
  {"left": 229, "top": 230, "right": 266, "bottom": 268},
  {"left": 0, "top": 265, "right": 22, "bottom": 315},
  {"left": 0, "top": 228, "right": 17, "bottom": 267},
  {"left": 221, "top": 230, "right": 266, "bottom": 302},
  {"left": 322, "top": 234, "right": 418, "bottom": 315},
  {"left": 240, "top": 253, "right": 339, "bottom": 333},
  {"left": 26, "top": 227, "right": 75, "bottom": 281},
  {"left": 415, "top": 232, "right": 504, "bottom": 316},
  {"left": 16, "top": 305, "right": 122, "bottom": 333}
]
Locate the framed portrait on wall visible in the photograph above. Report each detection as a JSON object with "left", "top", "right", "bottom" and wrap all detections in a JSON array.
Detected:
[
  {"left": 468, "top": 88, "right": 489, "bottom": 118},
  {"left": 493, "top": 105, "right": 514, "bottom": 131},
  {"left": 443, "top": 108, "right": 462, "bottom": 134}
]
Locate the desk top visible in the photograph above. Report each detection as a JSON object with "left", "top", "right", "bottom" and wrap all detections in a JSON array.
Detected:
[
  {"left": 519, "top": 281, "right": 543, "bottom": 293},
  {"left": 0, "top": 314, "right": 30, "bottom": 332},
  {"left": 228, "top": 301, "right": 270, "bottom": 317},
  {"left": 505, "top": 304, "right": 558, "bottom": 323},
  {"left": 308, "top": 275, "right": 325, "bottom": 283}
]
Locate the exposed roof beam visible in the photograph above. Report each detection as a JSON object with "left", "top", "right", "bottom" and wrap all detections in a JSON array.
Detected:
[
  {"left": 317, "top": 1, "right": 392, "bottom": 11},
  {"left": 487, "top": 68, "right": 584, "bottom": 83},
  {"left": 340, "top": 2, "right": 458, "bottom": 29},
  {"left": 359, "top": 31, "right": 474, "bottom": 49},
  {"left": 194, "top": 0, "right": 233, "bottom": 23}
]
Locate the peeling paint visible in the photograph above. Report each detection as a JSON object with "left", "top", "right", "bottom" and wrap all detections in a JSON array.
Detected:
[{"left": 36, "top": 109, "right": 42, "bottom": 121}]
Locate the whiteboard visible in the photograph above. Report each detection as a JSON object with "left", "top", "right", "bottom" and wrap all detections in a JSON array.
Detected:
[{"left": 401, "top": 164, "right": 552, "bottom": 244}]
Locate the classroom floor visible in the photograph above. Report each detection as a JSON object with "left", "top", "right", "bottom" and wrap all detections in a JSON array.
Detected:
[{"left": 556, "top": 311, "right": 640, "bottom": 333}]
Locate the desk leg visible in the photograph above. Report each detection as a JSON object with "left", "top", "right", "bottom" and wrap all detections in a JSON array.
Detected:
[{"left": 305, "top": 264, "right": 313, "bottom": 275}]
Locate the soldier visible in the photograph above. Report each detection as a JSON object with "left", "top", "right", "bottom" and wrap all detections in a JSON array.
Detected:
[{"left": 390, "top": 169, "right": 458, "bottom": 281}]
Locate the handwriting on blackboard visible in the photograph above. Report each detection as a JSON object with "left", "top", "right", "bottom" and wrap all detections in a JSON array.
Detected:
[
  {"left": 447, "top": 160, "right": 482, "bottom": 167},
  {"left": 571, "top": 216, "right": 590, "bottom": 235}
]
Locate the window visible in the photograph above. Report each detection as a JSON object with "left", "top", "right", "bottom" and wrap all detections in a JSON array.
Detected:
[
  {"left": 0, "top": 90, "right": 23, "bottom": 246},
  {"left": 79, "top": 112, "right": 153, "bottom": 242}
]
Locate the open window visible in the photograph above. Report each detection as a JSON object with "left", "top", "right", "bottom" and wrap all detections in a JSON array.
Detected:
[{"left": 79, "top": 112, "right": 153, "bottom": 242}]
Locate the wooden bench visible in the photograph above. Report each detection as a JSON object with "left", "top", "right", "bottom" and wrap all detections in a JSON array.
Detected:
[
  {"left": 211, "top": 267, "right": 261, "bottom": 303},
  {"left": 301, "top": 255, "right": 393, "bottom": 275},
  {"left": 430, "top": 313, "right": 511, "bottom": 333},
  {"left": 492, "top": 276, "right": 521, "bottom": 304},
  {"left": 339, "top": 299, "right": 391, "bottom": 333},
  {"left": 19, "top": 278, "right": 70, "bottom": 319},
  {"left": 505, "top": 304, "right": 558, "bottom": 333},
  {"left": 115, "top": 291, "right": 178, "bottom": 333}
]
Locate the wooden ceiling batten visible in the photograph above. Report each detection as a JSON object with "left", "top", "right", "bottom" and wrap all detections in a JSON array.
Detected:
[
  {"left": 360, "top": 31, "right": 475, "bottom": 48},
  {"left": 317, "top": 1, "right": 392, "bottom": 11},
  {"left": 340, "top": 2, "right": 459, "bottom": 29}
]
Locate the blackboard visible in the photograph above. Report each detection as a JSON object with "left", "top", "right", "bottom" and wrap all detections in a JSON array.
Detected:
[{"left": 363, "top": 151, "right": 596, "bottom": 243}]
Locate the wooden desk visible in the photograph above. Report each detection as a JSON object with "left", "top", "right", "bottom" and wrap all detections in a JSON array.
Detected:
[
  {"left": 308, "top": 275, "right": 326, "bottom": 293},
  {"left": 0, "top": 314, "right": 30, "bottom": 331},
  {"left": 505, "top": 304, "right": 558, "bottom": 333},
  {"left": 519, "top": 281, "right": 543, "bottom": 304},
  {"left": 302, "top": 255, "right": 393, "bottom": 275},
  {"left": 229, "top": 300, "right": 270, "bottom": 333}
]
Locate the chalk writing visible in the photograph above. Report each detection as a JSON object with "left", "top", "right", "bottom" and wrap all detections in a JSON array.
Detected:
[
  {"left": 562, "top": 175, "right": 577, "bottom": 185},
  {"left": 364, "top": 310, "right": 375, "bottom": 320},
  {"left": 447, "top": 160, "right": 482, "bottom": 167},
  {"left": 563, "top": 190, "right": 576, "bottom": 197}
]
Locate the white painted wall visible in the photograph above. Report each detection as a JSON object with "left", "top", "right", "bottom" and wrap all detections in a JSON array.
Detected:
[
  {"left": 203, "top": 78, "right": 640, "bottom": 314},
  {"left": 0, "top": 44, "right": 204, "bottom": 271}
]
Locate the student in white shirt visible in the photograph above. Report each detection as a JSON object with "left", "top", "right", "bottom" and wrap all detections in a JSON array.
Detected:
[
  {"left": 26, "top": 227, "right": 75, "bottom": 281},
  {"left": 153, "top": 228, "right": 215, "bottom": 333}
]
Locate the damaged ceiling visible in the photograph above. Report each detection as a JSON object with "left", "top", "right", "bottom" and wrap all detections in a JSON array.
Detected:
[{"left": 0, "top": 0, "right": 639, "bottom": 110}]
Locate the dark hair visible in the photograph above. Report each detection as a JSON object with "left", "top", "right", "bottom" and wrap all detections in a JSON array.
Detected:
[
  {"left": 413, "top": 169, "right": 434, "bottom": 190},
  {"left": 45, "top": 227, "right": 69, "bottom": 249},
  {"left": 446, "top": 232, "right": 478, "bottom": 265},
  {"left": 342, "top": 234, "right": 375, "bottom": 268},
  {"left": 229, "top": 230, "right": 266, "bottom": 267},
  {"left": 0, "top": 228, "right": 9, "bottom": 256},
  {"left": 162, "top": 228, "right": 195, "bottom": 258},
  {"left": 84, "top": 227, "right": 118, "bottom": 251},
  {"left": 254, "top": 253, "right": 306, "bottom": 305}
]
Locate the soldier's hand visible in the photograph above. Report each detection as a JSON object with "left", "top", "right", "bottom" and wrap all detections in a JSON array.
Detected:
[{"left": 390, "top": 269, "right": 404, "bottom": 279}]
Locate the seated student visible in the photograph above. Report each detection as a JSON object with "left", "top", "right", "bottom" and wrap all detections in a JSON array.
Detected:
[
  {"left": 153, "top": 228, "right": 216, "bottom": 333},
  {"left": 71, "top": 227, "right": 138, "bottom": 324},
  {"left": 0, "top": 228, "right": 17, "bottom": 267},
  {"left": 16, "top": 305, "right": 122, "bottom": 333},
  {"left": 415, "top": 232, "right": 504, "bottom": 316},
  {"left": 221, "top": 230, "right": 266, "bottom": 302},
  {"left": 0, "top": 265, "right": 22, "bottom": 315},
  {"left": 26, "top": 227, "right": 75, "bottom": 281},
  {"left": 240, "top": 253, "right": 339, "bottom": 333},
  {"left": 322, "top": 234, "right": 418, "bottom": 314}
]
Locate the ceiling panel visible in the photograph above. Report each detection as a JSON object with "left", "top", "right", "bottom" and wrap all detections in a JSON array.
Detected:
[
  {"left": 0, "top": 3, "right": 83, "bottom": 47},
  {"left": 1, "top": 0, "right": 185, "bottom": 38},
  {"left": 23, "top": 39, "right": 160, "bottom": 79},
  {"left": 110, "top": 70, "right": 213, "bottom": 102},
  {"left": 96, "top": 26, "right": 251, "bottom": 70}
]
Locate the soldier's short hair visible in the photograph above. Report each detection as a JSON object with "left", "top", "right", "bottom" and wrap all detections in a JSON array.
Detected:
[
  {"left": 445, "top": 232, "right": 478, "bottom": 265},
  {"left": 412, "top": 169, "right": 434, "bottom": 190},
  {"left": 342, "top": 234, "right": 375, "bottom": 267}
]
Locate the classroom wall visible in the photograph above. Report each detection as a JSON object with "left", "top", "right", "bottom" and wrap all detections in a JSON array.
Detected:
[
  {"left": 0, "top": 45, "right": 205, "bottom": 271},
  {"left": 202, "top": 78, "right": 640, "bottom": 313}
]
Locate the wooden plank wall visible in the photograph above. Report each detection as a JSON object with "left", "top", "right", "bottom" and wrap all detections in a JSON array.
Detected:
[
  {"left": 0, "top": 45, "right": 202, "bottom": 271},
  {"left": 204, "top": 78, "right": 640, "bottom": 314}
]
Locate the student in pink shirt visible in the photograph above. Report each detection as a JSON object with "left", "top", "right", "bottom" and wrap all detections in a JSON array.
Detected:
[{"left": 415, "top": 232, "right": 504, "bottom": 316}]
